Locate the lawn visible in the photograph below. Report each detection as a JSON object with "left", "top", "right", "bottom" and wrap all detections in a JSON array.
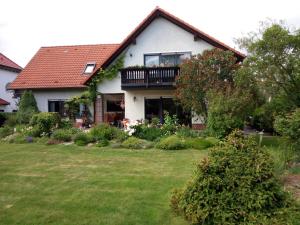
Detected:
[{"left": 0, "top": 143, "right": 207, "bottom": 225}]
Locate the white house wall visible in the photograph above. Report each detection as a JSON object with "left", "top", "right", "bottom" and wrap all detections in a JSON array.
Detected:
[
  {"left": 0, "top": 69, "right": 19, "bottom": 112},
  {"left": 97, "top": 16, "right": 214, "bottom": 123},
  {"left": 32, "top": 89, "right": 94, "bottom": 119},
  {"left": 125, "top": 89, "right": 175, "bottom": 122},
  {"left": 123, "top": 17, "right": 213, "bottom": 67}
]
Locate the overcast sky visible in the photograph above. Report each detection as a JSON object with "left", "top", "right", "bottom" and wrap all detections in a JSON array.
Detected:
[{"left": 0, "top": 0, "right": 299, "bottom": 67}]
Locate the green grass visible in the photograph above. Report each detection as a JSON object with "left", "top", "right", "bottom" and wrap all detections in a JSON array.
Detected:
[{"left": 0, "top": 143, "right": 207, "bottom": 225}]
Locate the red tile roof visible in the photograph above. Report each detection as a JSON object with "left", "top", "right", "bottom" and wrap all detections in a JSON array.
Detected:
[
  {"left": 10, "top": 44, "right": 119, "bottom": 89},
  {"left": 0, "top": 98, "right": 10, "bottom": 106},
  {"left": 0, "top": 53, "right": 22, "bottom": 73}
]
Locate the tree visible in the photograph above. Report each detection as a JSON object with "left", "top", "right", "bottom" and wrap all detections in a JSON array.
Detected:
[
  {"left": 206, "top": 88, "right": 254, "bottom": 138},
  {"left": 238, "top": 22, "right": 300, "bottom": 108},
  {"left": 17, "top": 90, "right": 39, "bottom": 124},
  {"left": 175, "top": 48, "right": 239, "bottom": 121}
]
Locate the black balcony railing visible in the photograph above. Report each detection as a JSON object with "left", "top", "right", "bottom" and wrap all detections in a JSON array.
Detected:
[{"left": 120, "top": 66, "right": 179, "bottom": 89}]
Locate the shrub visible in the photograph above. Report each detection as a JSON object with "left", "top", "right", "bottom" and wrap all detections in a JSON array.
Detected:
[
  {"left": 17, "top": 90, "right": 39, "bottom": 124},
  {"left": 204, "top": 136, "right": 219, "bottom": 146},
  {"left": 121, "top": 137, "right": 153, "bottom": 149},
  {"left": 59, "top": 119, "right": 73, "bottom": 129},
  {"left": 74, "top": 132, "right": 93, "bottom": 146},
  {"left": 0, "top": 113, "right": 7, "bottom": 127},
  {"left": 206, "top": 89, "right": 254, "bottom": 138},
  {"left": 5, "top": 133, "right": 33, "bottom": 144},
  {"left": 132, "top": 124, "right": 163, "bottom": 141},
  {"left": 185, "top": 137, "right": 213, "bottom": 150},
  {"left": 274, "top": 108, "right": 300, "bottom": 144},
  {"left": 176, "top": 127, "right": 199, "bottom": 138},
  {"left": 96, "top": 139, "right": 109, "bottom": 147},
  {"left": 90, "top": 124, "right": 118, "bottom": 141},
  {"left": 30, "top": 112, "right": 61, "bottom": 136},
  {"left": 52, "top": 129, "right": 73, "bottom": 142},
  {"left": 171, "top": 130, "right": 293, "bottom": 225},
  {"left": 4, "top": 113, "right": 18, "bottom": 127},
  {"left": 0, "top": 126, "right": 13, "bottom": 139},
  {"left": 156, "top": 135, "right": 187, "bottom": 150},
  {"left": 161, "top": 112, "right": 179, "bottom": 136}
]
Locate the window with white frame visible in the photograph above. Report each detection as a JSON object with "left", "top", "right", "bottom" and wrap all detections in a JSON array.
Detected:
[
  {"left": 83, "top": 62, "right": 96, "bottom": 74},
  {"left": 144, "top": 52, "right": 191, "bottom": 67}
]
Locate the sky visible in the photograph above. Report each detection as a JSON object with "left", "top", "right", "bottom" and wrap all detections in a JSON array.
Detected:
[{"left": 0, "top": 0, "right": 299, "bottom": 67}]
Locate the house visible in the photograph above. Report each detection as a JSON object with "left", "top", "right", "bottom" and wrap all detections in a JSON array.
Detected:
[
  {"left": 0, "top": 53, "right": 22, "bottom": 112},
  {"left": 10, "top": 7, "right": 245, "bottom": 128}
]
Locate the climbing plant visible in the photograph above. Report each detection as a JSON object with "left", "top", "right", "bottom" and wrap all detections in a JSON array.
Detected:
[
  {"left": 65, "top": 55, "right": 125, "bottom": 119},
  {"left": 87, "top": 55, "right": 125, "bottom": 101}
]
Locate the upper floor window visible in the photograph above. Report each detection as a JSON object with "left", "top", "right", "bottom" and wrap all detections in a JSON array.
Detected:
[
  {"left": 144, "top": 52, "right": 191, "bottom": 67},
  {"left": 83, "top": 62, "right": 96, "bottom": 74}
]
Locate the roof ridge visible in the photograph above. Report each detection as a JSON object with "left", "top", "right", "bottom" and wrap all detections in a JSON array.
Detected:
[{"left": 0, "top": 52, "right": 22, "bottom": 70}]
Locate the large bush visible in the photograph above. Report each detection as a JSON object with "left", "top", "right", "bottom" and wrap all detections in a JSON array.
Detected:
[
  {"left": 17, "top": 90, "right": 39, "bottom": 124},
  {"left": 206, "top": 89, "right": 254, "bottom": 138},
  {"left": 30, "top": 112, "right": 61, "bottom": 136},
  {"left": 171, "top": 130, "right": 292, "bottom": 225}
]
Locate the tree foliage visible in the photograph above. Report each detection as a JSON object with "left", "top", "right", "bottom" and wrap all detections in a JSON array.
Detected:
[
  {"left": 238, "top": 22, "right": 300, "bottom": 108},
  {"left": 206, "top": 88, "right": 254, "bottom": 138},
  {"left": 17, "top": 90, "right": 39, "bottom": 124},
  {"left": 171, "top": 130, "right": 293, "bottom": 225},
  {"left": 176, "top": 48, "right": 240, "bottom": 121}
]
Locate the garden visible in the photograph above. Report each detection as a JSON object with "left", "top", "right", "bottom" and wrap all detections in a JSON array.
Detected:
[{"left": 1, "top": 21, "right": 300, "bottom": 224}]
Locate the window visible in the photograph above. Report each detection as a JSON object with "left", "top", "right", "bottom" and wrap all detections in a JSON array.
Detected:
[
  {"left": 48, "top": 100, "right": 66, "bottom": 117},
  {"left": 144, "top": 52, "right": 191, "bottom": 67},
  {"left": 107, "top": 100, "right": 124, "bottom": 112},
  {"left": 83, "top": 63, "right": 96, "bottom": 74},
  {"left": 145, "top": 55, "right": 159, "bottom": 67}
]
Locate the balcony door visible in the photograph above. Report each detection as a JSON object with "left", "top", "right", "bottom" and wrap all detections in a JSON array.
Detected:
[{"left": 144, "top": 97, "right": 191, "bottom": 125}]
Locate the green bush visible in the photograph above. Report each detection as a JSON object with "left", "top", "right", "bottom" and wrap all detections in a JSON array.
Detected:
[
  {"left": 171, "top": 130, "right": 293, "bottom": 225},
  {"left": 121, "top": 137, "right": 153, "bottom": 149},
  {"left": 0, "top": 126, "right": 13, "bottom": 138},
  {"left": 161, "top": 112, "right": 179, "bottom": 136},
  {"left": 74, "top": 132, "right": 93, "bottom": 146},
  {"left": 0, "top": 113, "right": 7, "bottom": 127},
  {"left": 90, "top": 124, "right": 118, "bottom": 141},
  {"left": 132, "top": 124, "right": 163, "bottom": 141},
  {"left": 156, "top": 135, "right": 187, "bottom": 150},
  {"left": 30, "top": 112, "right": 61, "bottom": 136},
  {"left": 185, "top": 137, "right": 213, "bottom": 150},
  {"left": 96, "top": 139, "right": 109, "bottom": 147},
  {"left": 59, "top": 119, "right": 73, "bottom": 129},
  {"left": 205, "top": 136, "right": 220, "bottom": 146},
  {"left": 17, "top": 90, "right": 39, "bottom": 124},
  {"left": 52, "top": 129, "right": 73, "bottom": 142},
  {"left": 274, "top": 108, "right": 300, "bottom": 144},
  {"left": 206, "top": 90, "right": 254, "bottom": 138},
  {"left": 176, "top": 127, "right": 199, "bottom": 138}
]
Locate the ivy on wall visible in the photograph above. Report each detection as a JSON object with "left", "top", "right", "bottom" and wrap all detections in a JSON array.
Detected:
[{"left": 65, "top": 55, "right": 125, "bottom": 119}]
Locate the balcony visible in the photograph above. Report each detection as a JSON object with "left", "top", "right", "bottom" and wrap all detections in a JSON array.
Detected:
[{"left": 120, "top": 66, "right": 179, "bottom": 90}]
